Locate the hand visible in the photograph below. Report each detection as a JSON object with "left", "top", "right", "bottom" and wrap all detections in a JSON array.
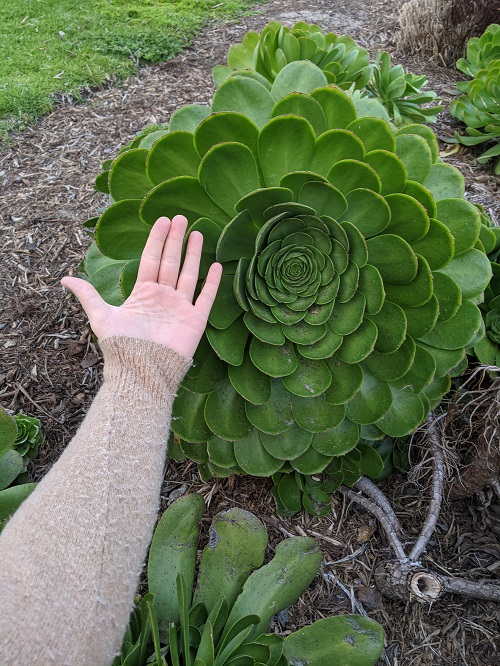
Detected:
[{"left": 61, "top": 215, "right": 222, "bottom": 359}]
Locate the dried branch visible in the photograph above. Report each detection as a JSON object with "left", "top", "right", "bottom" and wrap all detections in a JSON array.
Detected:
[
  {"left": 409, "top": 416, "right": 445, "bottom": 562},
  {"left": 340, "top": 486, "right": 407, "bottom": 561},
  {"left": 355, "top": 476, "right": 404, "bottom": 537}
]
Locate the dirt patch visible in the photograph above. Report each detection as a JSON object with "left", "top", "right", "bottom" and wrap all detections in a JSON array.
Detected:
[{"left": 0, "top": 0, "right": 499, "bottom": 663}]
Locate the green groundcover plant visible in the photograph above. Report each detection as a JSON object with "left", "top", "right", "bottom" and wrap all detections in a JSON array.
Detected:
[
  {"left": 83, "top": 62, "right": 493, "bottom": 514},
  {"left": 211, "top": 22, "right": 442, "bottom": 127},
  {"left": 114, "top": 493, "right": 384, "bottom": 665},
  {"left": 0, "top": 406, "right": 38, "bottom": 531},
  {"left": 449, "top": 24, "right": 500, "bottom": 174}
]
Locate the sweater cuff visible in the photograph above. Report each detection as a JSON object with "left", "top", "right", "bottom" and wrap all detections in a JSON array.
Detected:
[{"left": 100, "top": 336, "right": 192, "bottom": 402}]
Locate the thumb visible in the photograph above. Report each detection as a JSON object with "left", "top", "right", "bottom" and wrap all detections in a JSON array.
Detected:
[{"left": 61, "top": 276, "right": 107, "bottom": 319}]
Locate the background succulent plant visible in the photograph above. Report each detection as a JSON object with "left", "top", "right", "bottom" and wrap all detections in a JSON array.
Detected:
[
  {"left": 212, "top": 21, "right": 372, "bottom": 90},
  {"left": 364, "top": 51, "right": 443, "bottom": 126},
  {"left": 84, "top": 62, "right": 492, "bottom": 514},
  {"left": 113, "top": 493, "right": 384, "bottom": 666},
  {"left": 448, "top": 25, "right": 500, "bottom": 174},
  {"left": 0, "top": 407, "right": 37, "bottom": 531}
]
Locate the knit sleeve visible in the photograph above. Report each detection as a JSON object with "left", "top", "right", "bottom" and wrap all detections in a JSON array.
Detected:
[{"left": 0, "top": 336, "right": 191, "bottom": 666}]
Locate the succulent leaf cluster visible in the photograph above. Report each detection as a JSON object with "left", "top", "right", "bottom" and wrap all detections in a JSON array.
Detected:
[
  {"left": 0, "top": 407, "right": 37, "bottom": 529},
  {"left": 84, "top": 63, "right": 492, "bottom": 513},
  {"left": 212, "top": 21, "right": 372, "bottom": 92},
  {"left": 114, "top": 494, "right": 384, "bottom": 666},
  {"left": 450, "top": 25, "right": 500, "bottom": 174},
  {"left": 212, "top": 22, "right": 442, "bottom": 127},
  {"left": 365, "top": 51, "right": 443, "bottom": 126},
  {"left": 456, "top": 23, "right": 500, "bottom": 79}
]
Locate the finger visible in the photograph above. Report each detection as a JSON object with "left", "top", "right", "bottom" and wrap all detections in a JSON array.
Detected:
[
  {"left": 194, "top": 262, "right": 223, "bottom": 319},
  {"left": 158, "top": 215, "right": 189, "bottom": 287},
  {"left": 136, "top": 216, "right": 171, "bottom": 283},
  {"left": 61, "top": 277, "right": 108, "bottom": 319},
  {"left": 176, "top": 231, "right": 203, "bottom": 301}
]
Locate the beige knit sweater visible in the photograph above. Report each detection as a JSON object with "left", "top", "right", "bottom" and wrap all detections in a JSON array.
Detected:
[{"left": 0, "top": 336, "right": 191, "bottom": 666}]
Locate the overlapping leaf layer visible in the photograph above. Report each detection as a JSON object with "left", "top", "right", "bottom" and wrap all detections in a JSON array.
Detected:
[{"left": 85, "top": 64, "right": 492, "bottom": 512}]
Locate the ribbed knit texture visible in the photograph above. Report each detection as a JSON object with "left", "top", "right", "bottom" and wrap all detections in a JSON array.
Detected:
[{"left": 0, "top": 336, "right": 191, "bottom": 666}]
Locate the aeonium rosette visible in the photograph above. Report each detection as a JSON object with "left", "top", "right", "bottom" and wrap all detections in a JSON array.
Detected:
[{"left": 83, "top": 62, "right": 492, "bottom": 515}]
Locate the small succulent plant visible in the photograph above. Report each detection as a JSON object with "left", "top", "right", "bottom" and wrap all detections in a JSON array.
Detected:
[
  {"left": 113, "top": 494, "right": 384, "bottom": 666},
  {"left": 212, "top": 21, "right": 372, "bottom": 92},
  {"left": 0, "top": 407, "right": 37, "bottom": 530},
  {"left": 365, "top": 51, "right": 443, "bottom": 126},
  {"left": 455, "top": 23, "right": 500, "bottom": 79},
  {"left": 84, "top": 63, "right": 492, "bottom": 515},
  {"left": 448, "top": 25, "right": 500, "bottom": 174}
]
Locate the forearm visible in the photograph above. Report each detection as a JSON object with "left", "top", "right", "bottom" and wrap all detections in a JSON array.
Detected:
[{"left": 0, "top": 337, "right": 191, "bottom": 666}]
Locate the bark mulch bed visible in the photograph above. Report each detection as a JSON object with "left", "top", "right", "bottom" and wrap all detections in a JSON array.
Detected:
[{"left": 0, "top": 0, "right": 499, "bottom": 663}]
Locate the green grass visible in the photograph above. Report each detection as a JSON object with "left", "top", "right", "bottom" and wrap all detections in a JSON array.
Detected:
[{"left": 0, "top": 0, "right": 257, "bottom": 139}]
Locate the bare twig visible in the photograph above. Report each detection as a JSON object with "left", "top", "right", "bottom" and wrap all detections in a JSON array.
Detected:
[
  {"left": 355, "top": 476, "right": 404, "bottom": 537},
  {"left": 340, "top": 486, "right": 407, "bottom": 561},
  {"left": 409, "top": 416, "right": 445, "bottom": 562}
]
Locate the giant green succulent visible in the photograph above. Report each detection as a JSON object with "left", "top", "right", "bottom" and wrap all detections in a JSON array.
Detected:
[
  {"left": 456, "top": 23, "right": 500, "bottom": 79},
  {"left": 84, "top": 62, "right": 492, "bottom": 513},
  {"left": 212, "top": 21, "right": 371, "bottom": 91}
]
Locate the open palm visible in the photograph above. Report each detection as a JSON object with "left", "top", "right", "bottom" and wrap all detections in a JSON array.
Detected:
[{"left": 61, "top": 216, "right": 222, "bottom": 359}]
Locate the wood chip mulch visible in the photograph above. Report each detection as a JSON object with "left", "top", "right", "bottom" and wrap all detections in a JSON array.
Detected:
[{"left": 0, "top": 0, "right": 499, "bottom": 663}]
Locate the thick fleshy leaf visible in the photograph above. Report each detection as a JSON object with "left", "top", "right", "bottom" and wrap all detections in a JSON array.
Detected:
[
  {"left": 261, "top": 424, "right": 313, "bottom": 460},
  {"left": 194, "top": 112, "right": 259, "bottom": 158},
  {"left": 0, "top": 450, "right": 24, "bottom": 491},
  {"left": 183, "top": 339, "right": 226, "bottom": 394},
  {"left": 290, "top": 447, "right": 333, "bottom": 474},
  {"left": 199, "top": 142, "right": 261, "bottom": 216},
  {"left": 205, "top": 378, "right": 254, "bottom": 441},
  {"left": 187, "top": 217, "right": 222, "bottom": 279},
  {"left": 140, "top": 177, "right": 230, "bottom": 229},
  {"left": 336, "top": 319, "right": 378, "bottom": 363},
  {"left": 404, "top": 181, "right": 437, "bottom": 218},
  {"left": 88, "top": 262, "right": 126, "bottom": 306},
  {"left": 292, "top": 394, "right": 345, "bottom": 432},
  {"left": 311, "top": 420, "right": 360, "bottom": 456},
  {"left": 109, "top": 149, "right": 153, "bottom": 201},
  {"left": 346, "top": 371, "right": 392, "bottom": 424},
  {"left": 250, "top": 337, "right": 298, "bottom": 377},
  {"left": 271, "top": 61, "right": 328, "bottom": 99},
  {"left": 424, "top": 163, "right": 465, "bottom": 201},
  {"left": 225, "top": 537, "right": 321, "bottom": 638},
  {"left": 298, "top": 181, "right": 347, "bottom": 219},
  {"left": 395, "top": 134, "right": 432, "bottom": 183},
  {"left": 341, "top": 188, "right": 390, "bottom": 238},
  {"left": 328, "top": 160, "right": 381, "bottom": 195},
  {"left": 392, "top": 343, "right": 436, "bottom": 393},
  {"left": 420, "top": 300, "right": 482, "bottom": 349},
  {"left": 368, "top": 300, "right": 407, "bottom": 353},
  {"left": 282, "top": 357, "right": 332, "bottom": 397},
  {"left": 363, "top": 337, "right": 416, "bottom": 381},
  {"left": 259, "top": 116, "right": 316, "bottom": 187},
  {"left": 417, "top": 343, "right": 465, "bottom": 378},
  {"left": 246, "top": 378, "right": 293, "bottom": 434},
  {"left": 194, "top": 508, "right": 268, "bottom": 615},
  {"left": 365, "top": 150, "right": 407, "bottom": 195},
  {"left": 366, "top": 234, "right": 418, "bottom": 284},
  {"left": 324, "top": 358, "right": 363, "bottom": 404},
  {"left": 272, "top": 93, "right": 328, "bottom": 136},
  {"left": 169, "top": 104, "right": 211, "bottom": 132},
  {"left": 411, "top": 218, "right": 454, "bottom": 270},
  {"left": 346, "top": 116, "right": 395, "bottom": 152},
  {"left": 435, "top": 199, "right": 481, "bottom": 256},
  {"left": 437, "top": 248, "right": 492, "bottom": 299},
  {"left": 212, "top": 77, "right": 275, "bottom": 129},
  {"left": 229, "top": 349, "right": 272, "bottom": 404},
  {"left": 376, "top": 386, "right": 426, "bottom": 437},
  {"left": 403, "top": 295, "right": 439, "bottom": 339},
  {"left": 432, "top": 272, "right": 462, "bottom": 323},
  {"left": 207, "top": 317, "right": 249, "bottom": 366},
  {"left": 208, "top": 274, "right": 243, "bottom": 329},
  {"left": 296, "top": 324, "right": 343, "bottom": 359},
  {"left": 172, "top": 388, "right": 212, "bottom": 443},
  {"left": 234, "top": 430, "right": 285, "bottom": 475},
  {"left": 283, "top": 614, "right": 384, "bottom": 666},
  {"left": 396, "top": 124, "right": 439, "bottom": 161},
  {"left": 384, "top": 255, "right": 433, "bottom": 308},
  {"left": 235, "top": 187, "right": 294, "bottom": 227},
  {"left": 147, "top": 132, "right": 200, "bottom": 185},
  {"left": 311, "top": 130, "right": 365, "bottom": 176},
  {"left": 207, "top": 437, "right": 238, "bottom": 468},
  {"left": 384, "top": 193, "right": 429, "bottom": 243},
  {"left": 311, "top": 87, "right": 357, "bottom": 129},
  {"left": 358, "top": 264, "right": 385, "bottom": 314},
  {"left": 148, "top": 494, "right": 204, "bottom": 626},
  {"left": 96, "top": 200, "right": 150, "bottom": 260},
  {"left": 0, "top": 484, "right": 37, "bottom": 532}
]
